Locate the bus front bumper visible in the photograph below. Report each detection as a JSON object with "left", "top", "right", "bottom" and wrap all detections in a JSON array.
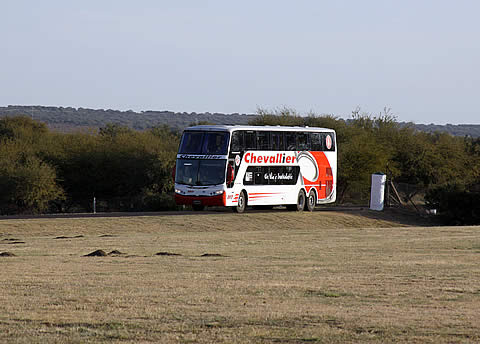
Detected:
[{"left": 175, "top": 193, "right": 225, "bottom": 207}]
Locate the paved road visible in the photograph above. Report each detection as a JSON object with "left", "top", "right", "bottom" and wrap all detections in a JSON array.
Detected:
[{"left": 0, "top": 206, "right": 367, "bottom": 221}]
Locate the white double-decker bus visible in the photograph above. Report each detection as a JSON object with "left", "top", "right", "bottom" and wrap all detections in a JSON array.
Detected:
[{"left": 174, "top": 125, "right": 337, "bottom": 213}]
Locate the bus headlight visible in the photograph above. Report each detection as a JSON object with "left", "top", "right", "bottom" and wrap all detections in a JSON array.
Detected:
[
  {"left": 214, "top": 190, "right": 224, "bottom": 195},
  {"left": 175, "top": 189, "right": 182, "bottom": 194}
]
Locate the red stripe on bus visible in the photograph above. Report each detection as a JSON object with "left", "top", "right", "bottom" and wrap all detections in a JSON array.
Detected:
[{"left": 249, "top": 192, "right": 280, "bottom": 195}]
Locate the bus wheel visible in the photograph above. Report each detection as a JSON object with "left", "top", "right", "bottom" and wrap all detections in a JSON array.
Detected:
[
  {"left": 288, "top": 190, "right": 306, "bottom": 211},
  {"left": 297, "top": 190, "right": 306, "bottom": 211},
  {"left": 234, "top": 191, "right": 247, "bottom": 213},
  {"left": 192, "top": 204, "right": 205, "bottom": 211},
  {"left": 305, "top": 190, "right": 316, "bottom": 212}
]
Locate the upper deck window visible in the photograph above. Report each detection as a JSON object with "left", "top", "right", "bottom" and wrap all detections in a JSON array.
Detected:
[
  {"left": 244, "top": 131, "right": 256, "bottom": 150},
  {"left": 256, "top": 131, "right": 270, "bottom": 150},
  {"left": 202, "top": 132, "right": 229, "bottom": 155},
  {"left": 311, "top": 133, "right": 335, "bottom": 151},
  {"left": 231, "top": 131, "right": 244, "bottom": 152},
  {"left": 285, "top": 132, "right": 296, "bottom": 151},
  {"left": 271, "top": 132, "right": 284, "bottom": 151},
  {"left": 296, "top": 132, "right": 310, "bottom": 150},
  {"left": 179, "top": 132, "right": 203, "bottom": 154},
  {"left": 222, "top": 129, "right": 336, "bottom": 153},
  {"left": 179, "top": 131, "right": 230, "bottom": 155}
]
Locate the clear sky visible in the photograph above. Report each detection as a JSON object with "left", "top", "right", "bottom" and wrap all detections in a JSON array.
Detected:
[{"left": 1, "top": 1, "right": 479, "bottom": 124}]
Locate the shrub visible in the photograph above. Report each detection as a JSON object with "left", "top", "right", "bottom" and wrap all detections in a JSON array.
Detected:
[{"left": 425, "top": 185, "right": 480, "bottom": 225}]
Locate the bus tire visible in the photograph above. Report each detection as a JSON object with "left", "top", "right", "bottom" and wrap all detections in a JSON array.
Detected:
[
  {"left": 192, "top": 204, "right": 205, "bottom": 211},
  {"left": 234, "top": 191, "right": 247, "bottom": 213},
  {"left": 297, "top": 189, "right": 306, "bottom": 211},
  {"left": 305, "top": 190, "right": 316, "bottom": 212},
  {"left": 288, "top": 189, "right": 306, "bottom": 211}
]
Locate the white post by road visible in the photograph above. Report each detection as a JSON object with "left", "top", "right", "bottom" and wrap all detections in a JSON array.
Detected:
[{"left": 370, "top": 173, "right": 386, "bottom": 211}]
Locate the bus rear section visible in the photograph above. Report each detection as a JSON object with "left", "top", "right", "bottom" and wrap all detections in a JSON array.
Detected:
[{"left": 225, "top": 129, "right": 336, "bottom": 212}]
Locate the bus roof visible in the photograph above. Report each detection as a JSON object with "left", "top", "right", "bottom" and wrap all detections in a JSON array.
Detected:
[{"left": 184, "top": 125, "right": 336, "bottom": 133}]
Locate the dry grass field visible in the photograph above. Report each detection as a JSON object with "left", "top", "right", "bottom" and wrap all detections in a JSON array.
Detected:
[{"left": 1, "top": 209, "right": 479, "bottom": 343}]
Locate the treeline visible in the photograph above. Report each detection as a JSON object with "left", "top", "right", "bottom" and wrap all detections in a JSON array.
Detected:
[
  {"left": 2, "top": 111, "right": 480, "bottom": 224},
  {"left": 0, "top": 117, "right": 179, "bottom": 214},
  {"left": 0, "top": 105, "right": 254, "bottom": 132},
  {"left": 2, "top": 105, "right": 480, "bottom": 137}
]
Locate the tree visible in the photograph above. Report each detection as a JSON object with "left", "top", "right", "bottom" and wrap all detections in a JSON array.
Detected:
[
  {"left": 337, "top": 127, "right": 390, "bottom": 203},
  {"left": 99, "top": 123, "right": 133, "bottom": 139},
  {"left": 0, "top": 115, "right": 48, "bottom": 141},
  {"left": 0, "top": 141, "right": 64, "bottom": 214},
  {"left": 250, "top": 107, "right": 304, "bottom": 126}
]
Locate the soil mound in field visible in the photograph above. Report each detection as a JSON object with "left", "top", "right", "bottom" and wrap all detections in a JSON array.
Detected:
[
  {"left": 200, "top": 253, "right": 225, "bottom": 257},
  {"left": 84, "top": 249, "right": 107, "bottom": 257},
  {"left": 156, "top": 252, "right": 182, "bottom": 256},
  {"left": 108, "top": 250, "right": 125, "bottom": 256},
  {"left": 2, "top": 240, "right": 25, "bottom": 244},
  {"left": 55, "top": 235, "right": 84, "bottom": 239},
  {"left": 0, "top": 252, "right": 16, "bottom": 257}
]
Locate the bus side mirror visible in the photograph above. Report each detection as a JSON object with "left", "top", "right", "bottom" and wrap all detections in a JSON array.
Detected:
[{"left": 226, "top": 163, "right": 235, "bottom": 184}]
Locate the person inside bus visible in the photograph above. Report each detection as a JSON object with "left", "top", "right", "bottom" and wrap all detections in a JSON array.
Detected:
[{"left": 205, "top": 134, "right": 227, "bottom": 154}]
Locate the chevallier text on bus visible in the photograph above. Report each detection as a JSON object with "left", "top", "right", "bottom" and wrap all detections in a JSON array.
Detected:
[{"left": 243, "top": 152, "right": 296, "bottom": 164}]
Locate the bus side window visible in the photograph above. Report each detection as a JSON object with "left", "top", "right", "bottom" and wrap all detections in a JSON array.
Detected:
[
  {"left": 296, "top": 132, "right": 310, "bottom": 151},
  {"left": 271, "top": 132, "right": 284, "bottom": 151},
  {"left": 321, "top": 133, "right": 336, "bottom": 151},
  {"left": 254, "top": 166, "right": 265, "bottom": 185},
  {"left": 231, "top": 131, "right": 244, "bottom": 152},
  {"left": 245, "top": 131, "right": 256, "bottom": 150},
  {"left": 311, "top": 133, "right": 323, "bottom": 151},
  {"left": 285, "top": 132, "right": 296, "bottom": 151},
  {"left": 257, "top": 131, "right": 270, "bottom": 150}
]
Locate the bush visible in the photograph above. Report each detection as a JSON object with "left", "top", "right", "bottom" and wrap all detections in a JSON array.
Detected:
[
  {"left": 0, "top": 152, "right": 64, "bottom": 214},
  {"left": 425, "top": 185, "right": 480, "bottom": 225},
  {"left": 142, "top": 192, "right": 178, "bottom": 211}
]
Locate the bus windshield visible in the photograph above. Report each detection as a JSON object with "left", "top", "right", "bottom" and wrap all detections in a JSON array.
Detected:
[
  {"left": 176, "top": 159, "right": 227, "bottom": 186},
  {"left": 179, "top": 131, "right": 230, "bottom": 155}
]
